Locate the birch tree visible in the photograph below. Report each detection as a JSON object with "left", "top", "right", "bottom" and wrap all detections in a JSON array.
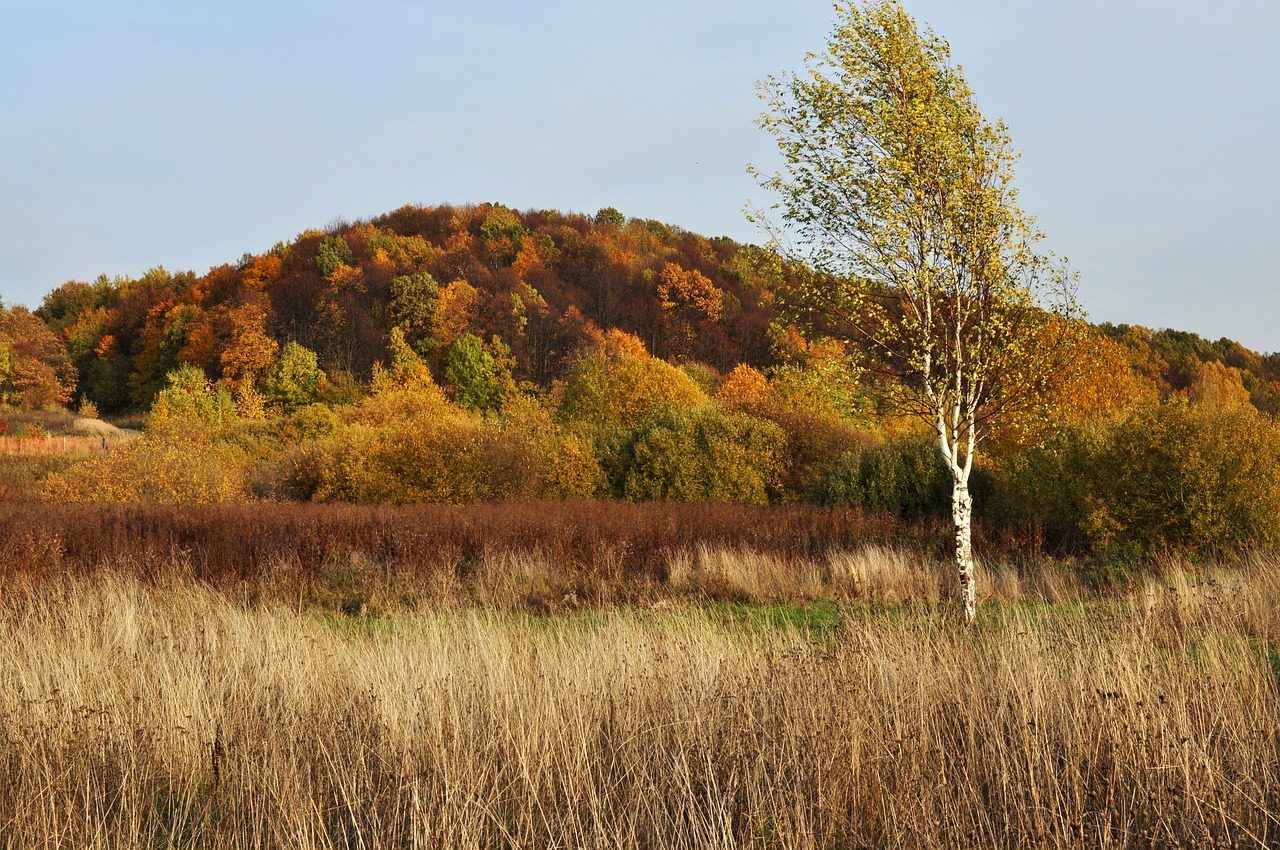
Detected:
[{"left": 751, "top": 0, "right": 1077, "bottom": 623}]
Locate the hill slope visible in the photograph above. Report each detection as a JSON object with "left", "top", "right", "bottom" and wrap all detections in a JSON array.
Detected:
[
  {"left": 14, "top": 201, "right": 1280, "bottom": 419},
  {"left": 33, "top": 204, "right": 783, "bottom": 412}
]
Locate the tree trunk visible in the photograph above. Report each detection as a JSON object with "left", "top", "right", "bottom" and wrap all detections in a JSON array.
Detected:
[{"left": 953, "top": 482, "right": 976, "bottom": 625}]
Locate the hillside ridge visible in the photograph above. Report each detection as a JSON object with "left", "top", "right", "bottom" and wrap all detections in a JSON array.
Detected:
[{"left": 6, "top": 201, "right": 1279, "bottom": 417}]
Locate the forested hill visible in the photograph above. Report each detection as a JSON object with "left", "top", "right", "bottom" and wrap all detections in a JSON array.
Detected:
[
  {"left": 14, "top": 201, "right": 1280, "bottom": 416},
  {"left": 31, "top": 204, "right": 781, "bottom": 413},
  {"left": 1096, "top": 323, "right": 1280, "bottom": 413}
]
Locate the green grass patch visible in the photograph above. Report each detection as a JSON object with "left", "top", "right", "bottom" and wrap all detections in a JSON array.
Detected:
[
  {"left": 704, "top": 598, "right": 844, "bottom": 637},
  {"left": 308, "top": 607, "right": 407, "bottom": 638}
]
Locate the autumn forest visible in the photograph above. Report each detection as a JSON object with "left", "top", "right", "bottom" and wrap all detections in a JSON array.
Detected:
[{"left": 1, "top": 201, "right": 1278, "bottom": 559}]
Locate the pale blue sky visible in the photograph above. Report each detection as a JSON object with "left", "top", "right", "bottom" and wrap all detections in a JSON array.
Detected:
[{"left": 3, "top": 1, "right": 1278, "bottom": 351}]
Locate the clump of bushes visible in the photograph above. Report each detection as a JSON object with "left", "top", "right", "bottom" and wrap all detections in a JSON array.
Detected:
[
  {"left": 40, "top": 432, "right": 247, "bottom": 504},
  {"left": 40, "top": 366, "right": 251, "bottom": 504},
  {"left": 993, "top": 399, "right": 1280, "bottom": 556},
  {"left": 607, "top": 406, "right": 786, "bottom": 505},
  {"left": 280, "top": 403, "right": 340, "bottom": 443},
  {"left": 557, "top": 333, "right": 707, "bottom": 432},
  {"left": 757, "top": 408, "right": 872, "bottom": 498},
  {"left": 810, "top": 431, "right": 951, "bottom": 518},
  {"left": 148, "top": 364, "right": 236, "bottom": 427},
  {"left": 272, "top": 384, "right": 601, "bottom": 504},
  {"left": 37, "top": 337, "right": 1280, "bottom": 571}
]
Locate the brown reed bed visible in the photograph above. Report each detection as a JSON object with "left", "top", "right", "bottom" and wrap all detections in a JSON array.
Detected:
[
  {"left": 0, "top": 561, "right": 1278, "bottom": 849},
  {"left": 0, "top": 502, "right": 946, "bottom": 608}
]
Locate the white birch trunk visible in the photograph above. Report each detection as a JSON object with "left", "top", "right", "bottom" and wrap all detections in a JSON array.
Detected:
[
  {"left": 936, "top": 405, "right": 978, "bottom": 625},
  {"left": 952, "top": 480, "right": 976, "bottom": 625}
]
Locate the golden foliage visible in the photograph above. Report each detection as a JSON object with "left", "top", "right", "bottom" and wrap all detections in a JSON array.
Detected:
[
  {"left": 175, "top": 321, "right": 218, "bottom": 373},
  {"left": 240, "top": 253, "right": 282, "bottom": 290},
  {"left": 582, "top": 327, "right": 650, "bottom": 361},
  {"left": 41, "top": 433, "right": 246, "bottom": 504},
  {"left": 327, "top": 263, "right": 365, "bottom": 293},
  {"left": 371, "top": 326, "right": 436, "bottom": 396},
  {"left": 232, "top": 380, "right": 267, "bottom": 421},
  {"left": 1186, "top": 360, "right": 1252, "bottom": 409},
  {"left": 358, "top": 361, "right": 455, "bottom": 428},
  {"left": 656, "top": 262, "right": 723, "bottom": 322},
  {"left": 290, "top": 420, "right": 486, "bottom": 504},
  {"left": 1052, "top": 331, "right": 1154, "bottom": 422},
  {"left": 492, "top": 396, "right": 603, "bottom": 499},
  {"left": 0, "top": 307, "right": 77, "bottom": 408},
  {"left": 544, "top": 435, "right": 604, "bottom": 499},
  {"left": 431, "top": 279, "right": 479, "bottom": 350},
  {"left": 278, "top": 390, "right": 602, "bottom": 504},
  {"left": 655, "top": 262, "right": 726, "bottom": 357},
  {"left": 714, "top": 364, "right": 772, "bottom": 412},
  {"left": 768, "top": 338, "right": 865, "bottom": 422},
  {"left": 558, "top": 347, "right": 707, "bottom": 433},
  {"left": 219, "top": 302, "right": 279, "bottom": 387},
  {"left": 990, "top": 324, "right": 1154, "bottom": 453},
  {"left": 511, "top": 234, "right": 547, "bottom": 279}
]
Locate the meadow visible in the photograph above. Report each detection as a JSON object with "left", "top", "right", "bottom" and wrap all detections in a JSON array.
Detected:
[{"left": 2, "top": 504, "right": 1278, "bottom": 849}]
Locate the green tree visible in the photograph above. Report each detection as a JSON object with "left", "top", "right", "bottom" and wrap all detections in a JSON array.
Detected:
[
  {"left": 315, "top": 235, "right": 353, "bottom": 278},
  {"left": 149, "top": 364, "right": 236, "bottom": 428},
  {"left": 595, "top": 207, "right": 625, "bottom": 227},
  {"left": 443, "top": 333, "right": 501, "bottom": 411},
  {"left": 811, "top": 432, "right": 951, "bottom": 516},
  {"left": 388, "top": 272, "right": 439, "bottom": 355},
  {"left": 264, "top": 341, "right": 325, "bottom": 413},
  {"left": 753, "top": 0, "right": 1077, "bottom": 622},
  {"left": 1098, "top": 402, "right": 1280, "bottom": 554},
  {"left": 85, "top": 354, "right": 133, "bottom": 413},
  {"left": 478, "top": 203, "right": 528, "bottom": 245},
  {"left": 994, "top": 401, "right": 1280, "bottom": 557},
  {"left": 380, "top": 325, "right": 435, "bottom": 390}
]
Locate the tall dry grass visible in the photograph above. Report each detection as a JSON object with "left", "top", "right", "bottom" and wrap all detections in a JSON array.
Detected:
[{"left": 2, "top": 558, "right": 1279, "bottom": 849}]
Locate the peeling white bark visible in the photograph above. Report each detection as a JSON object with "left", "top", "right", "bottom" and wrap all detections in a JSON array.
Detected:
[
  {"left": 953, "top": 482, "right": 976, "bottom": 625},
  {"left": 937, "top": 407, "right": 978, "bottom": 625}
]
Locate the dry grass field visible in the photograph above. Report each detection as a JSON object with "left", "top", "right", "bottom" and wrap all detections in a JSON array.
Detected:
[{"left": 1, "top": 541, "right": 1278, "bottom": 849}]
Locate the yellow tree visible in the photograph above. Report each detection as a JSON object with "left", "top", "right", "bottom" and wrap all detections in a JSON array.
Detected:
[
  {"left": 754, "top": 0, "right": 1078, "bottom": 622},
  {"left": 0, "top": 307, "right": 76, "bottom": 408},
  {"left": 987, "top": 323, "right": 1153, "bottom": 453},
  {"left": 431, "top": 279, "right": 480, "bottom": 350},
  {"left": 715, "top": 364, "right": 772, "bottom": 413},
  {"left": 557, "top": 331, "right": 706, "bottom": 432},
  {"left": 1186, "top": 360, "right": 1252, "bottom": 410},
  {"left": 656, "top": 262, "right": 725, "bottom": 357}
]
